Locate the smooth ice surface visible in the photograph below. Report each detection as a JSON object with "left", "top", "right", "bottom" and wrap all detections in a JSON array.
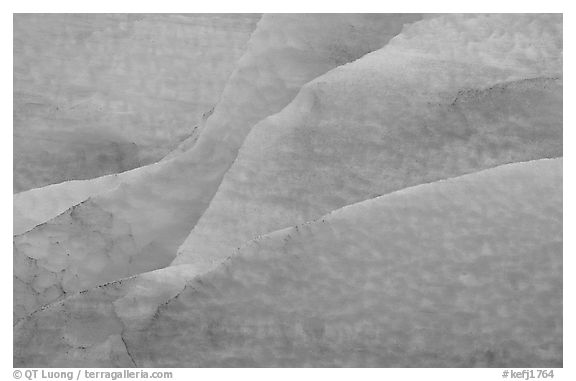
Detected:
[
  {"left": 174, "top": 13, "right": 562, "bottom": 272},
  {"left": 13, "top": 14, "right": 420, "bottom": 235},
  {"left": 14, "top": 14, "right": 260, "bottom": 192},
  {"left": 14, "top": 156, "right": 164, "bottom": 236},
  {"left": 14, "top": 174, "right": 122, "bottom": 235},
  {"left": 14, "top": 158, "right": 562, "bottom": 367},
  {"left": 13, "top": 14, "right": 421, "bottom": 321}
]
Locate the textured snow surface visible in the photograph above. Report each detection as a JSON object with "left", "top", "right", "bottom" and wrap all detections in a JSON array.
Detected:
[
  {"left": 14, "top": 159, "right": 562, "bottom": 367},
  {"left": 174, "top": 13, "right": 562, "bottom": 271},
  {"left": 14, "top": 14, "right": 260, "bottom": 192},
  {"left": 13, "top": 14, "right": 422, "bottom": 320}
]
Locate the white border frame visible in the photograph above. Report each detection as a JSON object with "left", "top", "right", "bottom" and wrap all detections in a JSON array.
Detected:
[{"left": 2, "top": 3, "right": 571, "bottom": 380}]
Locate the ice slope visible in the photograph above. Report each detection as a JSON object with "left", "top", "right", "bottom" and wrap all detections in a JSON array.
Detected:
[
  {"left": 13, "top": 14, "right": 421, "bottom": 235},
  {"left": 14, "top": 158, "right": 563, "bottom": 367},
  {"left": 173, "top": 13, "right": 563, "bottom": 271},
  {"left": 14, "top": 174, "right": 122, "bottom": 235},
  {"left": 14, "top": 104, "right": 211, "bottom": 237},
  {"left": 14, "top": 263, "right": 196, "bottom": 367},
  {"left": 13, "top": 14, "right": 422, "bottom": 320},
  {"left": 14, "top": 14, "right": 260, "bottom": 192},
  {"left": 13, "top": 156, "right": 162, "bottom": 236}
]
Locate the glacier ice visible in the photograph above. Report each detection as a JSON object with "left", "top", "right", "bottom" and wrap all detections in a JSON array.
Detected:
[
  {"left": 14, "top": 158, "right": 562, "bottom": 367},
  {"left": 13, "top": 13, "right": 563, "bottom": 368},
  {"left": 14, "top": 14, "right": 260, "bottom": 193},
  {"left": 14, "top": 13, "right": 421, "bottom": 235},
  {"left": 13, "top": 14, "right": 423, "bottom": 321},
  {"left": 174, "top": 13, "right": 562, "bottom": 274}
]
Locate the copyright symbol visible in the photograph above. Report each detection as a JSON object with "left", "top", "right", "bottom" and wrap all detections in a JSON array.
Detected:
[{"left": 13, "top": 370, "right": 22, "bottom": 379}]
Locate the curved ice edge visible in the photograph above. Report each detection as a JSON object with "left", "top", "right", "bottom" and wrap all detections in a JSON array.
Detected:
[
  {"left": 222, "top": 156, "right": 562, "bottom": 256},
  {"left": 13, "top": 15, "right": 429, "bottom": 236},
  {"left": 14, "top": 156, "right": 562, "bottom": 327}
]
